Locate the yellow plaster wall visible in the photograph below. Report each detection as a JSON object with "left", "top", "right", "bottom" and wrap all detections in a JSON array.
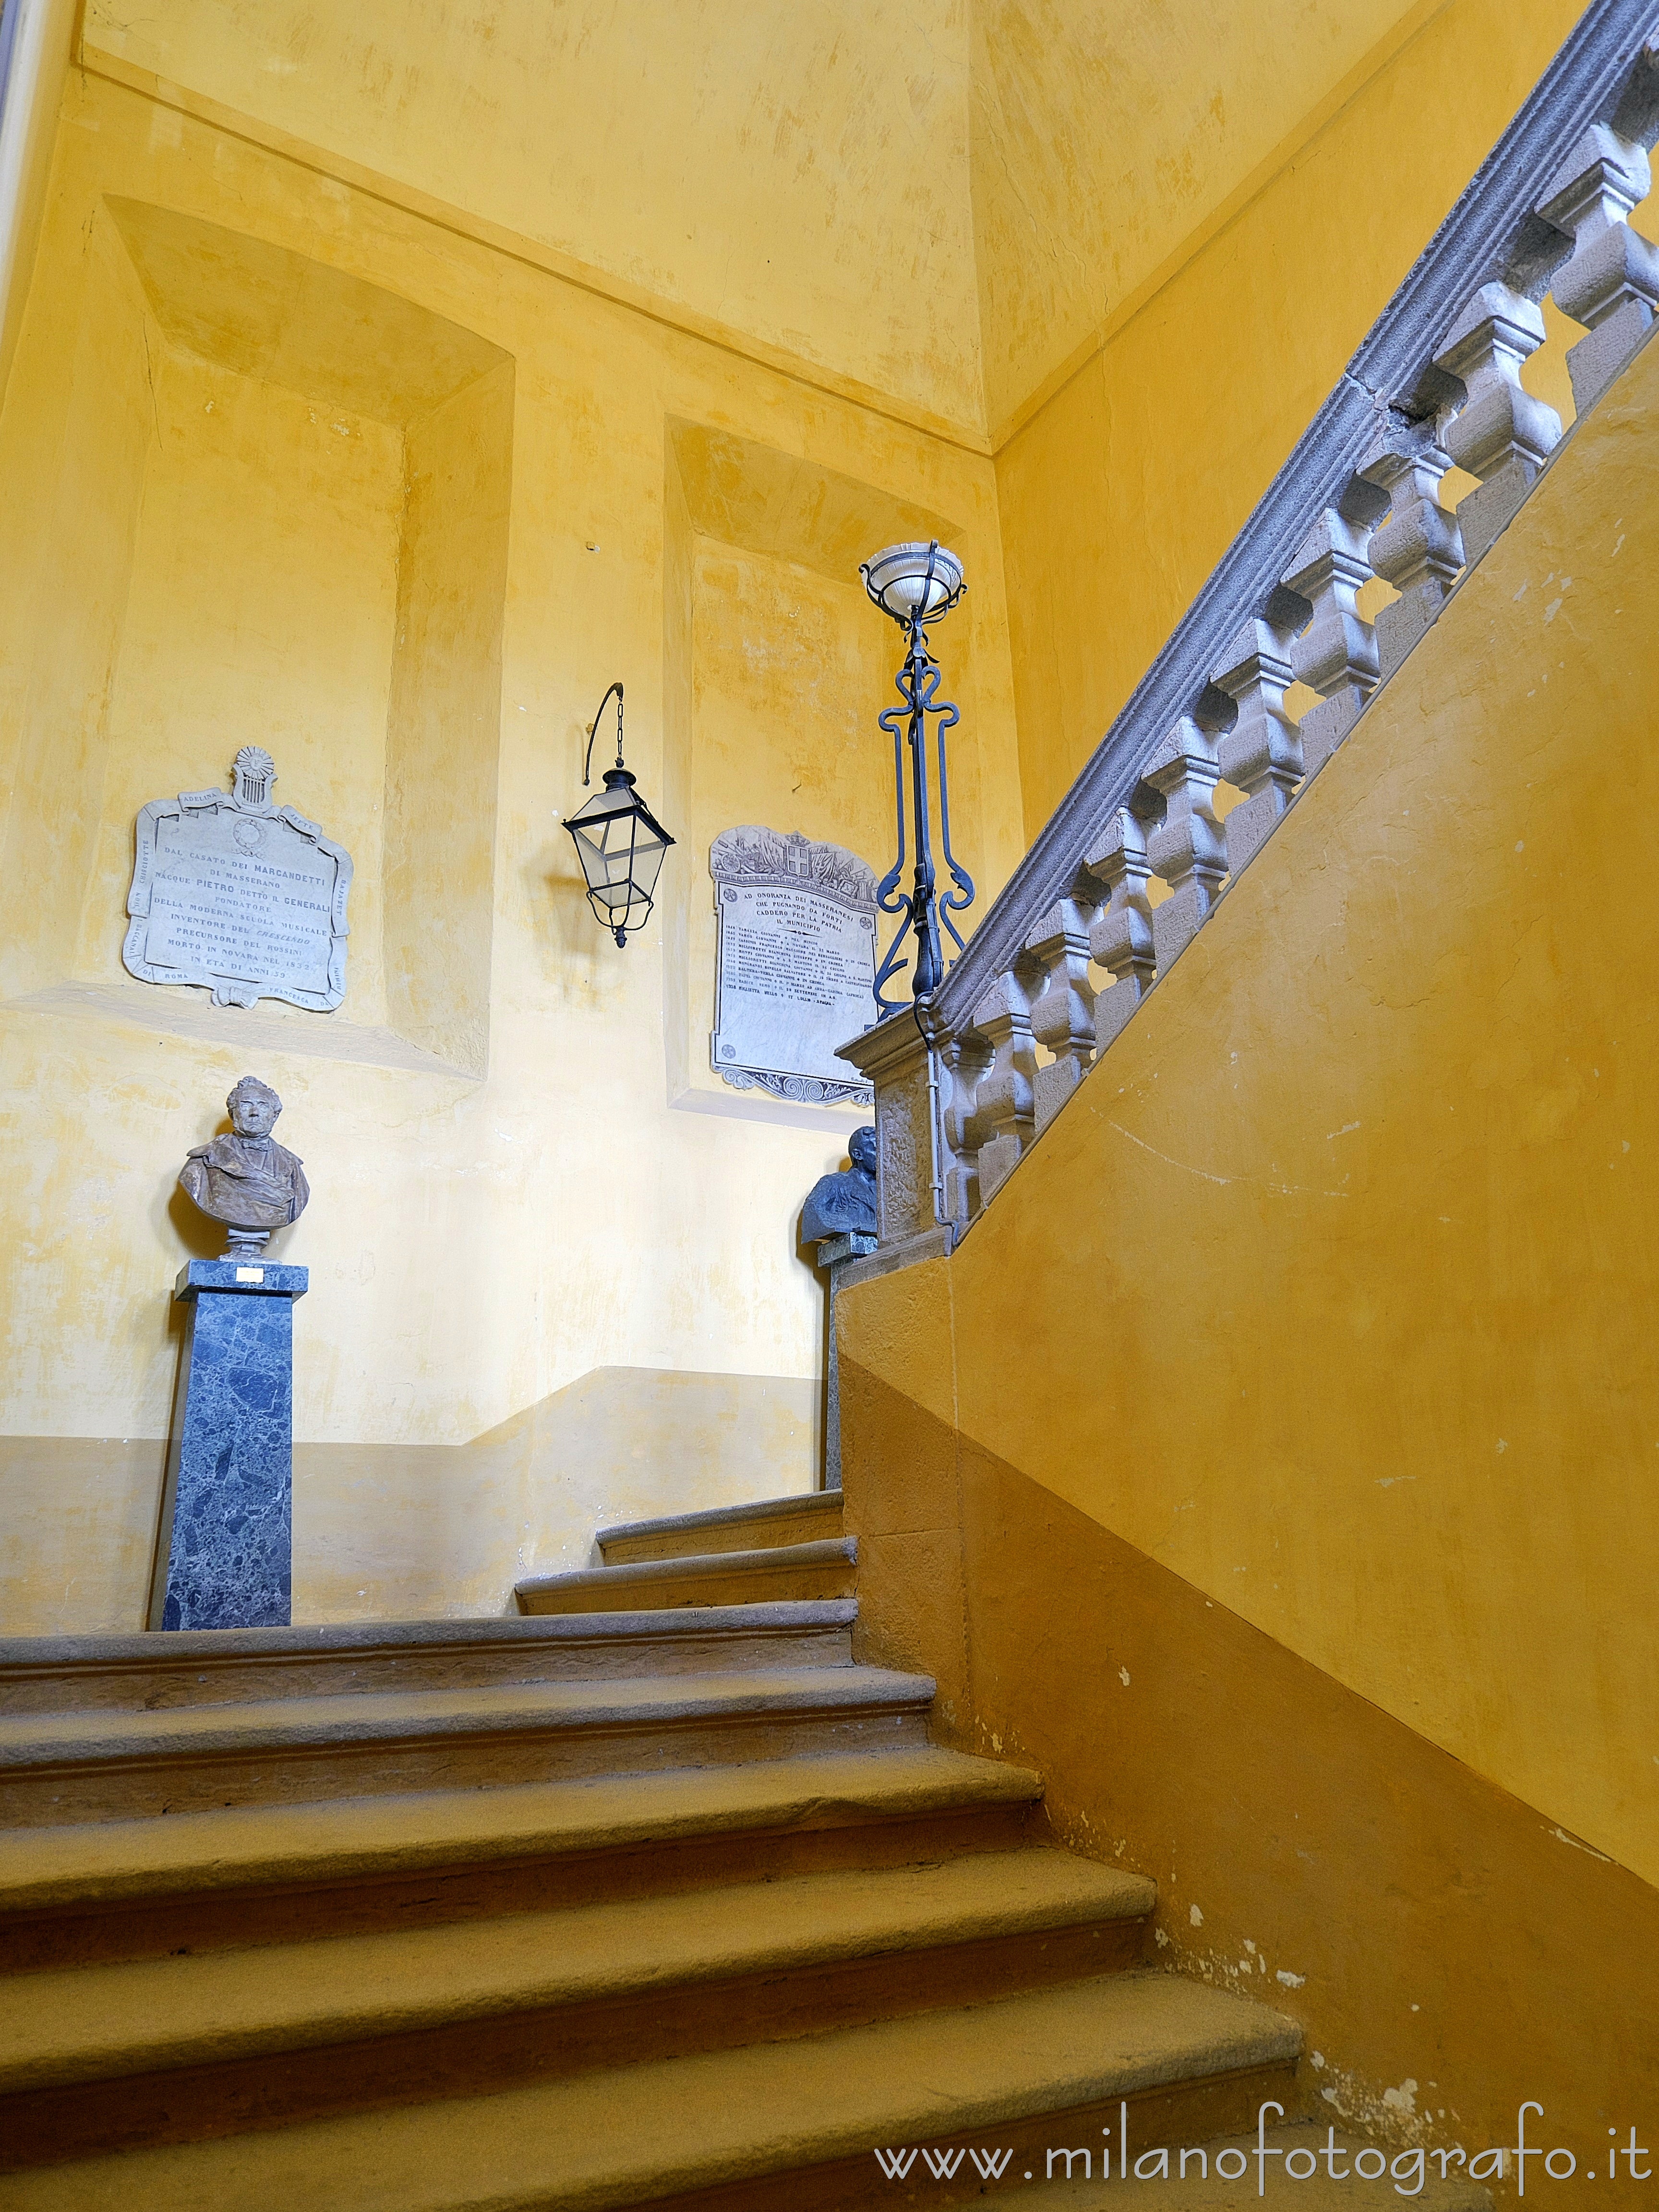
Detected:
[
  {"left": 660, "top": 421, "right": 1010, "bottom": 1117},
  {"left": 969, "top": 0, "right": 1433, "bottom": 438},
  {"left": 841, "top": 318, "right": 1659, "bottom": 1889},
  {"left": 0, "top": 1369, "right": 817, "bottom": 1633},
  {"left": 0, "top": 0, "right": 78, "bottom": 407},
  {"left": 0, "top": 64, "right": 1022, "bottom": 1634},
  {"left": 78, "top": 0, "right": 986, "bottom": 442},
  {"left": 996, "top": 0, "right": 1596, "bottom": 835}
]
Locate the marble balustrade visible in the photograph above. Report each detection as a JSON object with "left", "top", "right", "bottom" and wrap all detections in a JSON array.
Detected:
[{"left": 839, "top": 4, "right": 1659, "bottom": 1267}]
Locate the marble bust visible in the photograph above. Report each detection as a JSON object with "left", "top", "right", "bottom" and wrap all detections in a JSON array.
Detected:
[
  {"left": 801, "top": 1125, "right": 878, "bottom": 1244},
  {"left": 180, "top": 1076, "right": 309, "bottom": 1262}
]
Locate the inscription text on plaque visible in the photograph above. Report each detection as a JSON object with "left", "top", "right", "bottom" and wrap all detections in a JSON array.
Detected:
[
  {"left": 710, "top": 827, "right": 875, "bottom": 1108},
  {"left": 124, "top": 748, "right": 352, "bottom": 1011}
]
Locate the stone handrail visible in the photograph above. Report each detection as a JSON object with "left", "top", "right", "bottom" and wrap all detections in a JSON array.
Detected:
[{"left": 839, "top": 0, "right": 1659, "bottom": 1268}]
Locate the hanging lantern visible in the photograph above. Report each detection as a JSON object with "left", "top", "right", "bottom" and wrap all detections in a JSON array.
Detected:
[{"left": 562, "top": 681, "right": 675, "bottom": 947}]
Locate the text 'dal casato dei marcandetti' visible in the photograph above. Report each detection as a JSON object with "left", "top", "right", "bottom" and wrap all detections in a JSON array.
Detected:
[{"left": 124, "top": 747, "right": 353, "bottom": 1012}]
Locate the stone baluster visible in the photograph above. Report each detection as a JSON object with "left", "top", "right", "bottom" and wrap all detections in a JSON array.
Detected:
[
  {"left": 1433, "top": 282, "right": 1563, "bottom": 563},
  {"left": 1285, "top": 504, "right": 1381, "bottom": 779},
  {"left": 1143, "top": 715, "right": 1228, "bottom": 973},
  {"left": 1540, "top": 124, "right": 1659, "bottom": 414},
  {"left": 1214, "top": 599, "right": 1309, "bottom": 874},
  {"left": 938, "top": 1022, "right": 992, "bottom": 1228},
  {"left": 959, "top": 965, "right": 1038, "bottom": 1205},
  {"left": 1025, "top": 881, "right": 1102, "bottom": 1132},
  {"left": 1361, "top": 413, "right": 1466, "bottom": 683},
  {"left": 1086, "top": 807, "right": 1157, "bottom": 1050}
]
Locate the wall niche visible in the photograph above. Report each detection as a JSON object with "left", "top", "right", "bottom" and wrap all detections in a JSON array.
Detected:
[{"left": 6, "top": 197, "right": 513, "bottom": 1078}]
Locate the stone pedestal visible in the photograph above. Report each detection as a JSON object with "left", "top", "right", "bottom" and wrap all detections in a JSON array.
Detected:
[
  {"left": 150, "top": 1260, "right": 308, "bottom": 1632},
  {"left": 816, "top": 1231, "right": 877, "bottom": 1491}
]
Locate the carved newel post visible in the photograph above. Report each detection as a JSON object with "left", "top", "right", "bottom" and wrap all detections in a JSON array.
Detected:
[
  {"left": 151, "top": 1077, "right": 310, "bottom": 1631},
  {"left": 800, "top": 1128, "right": 878, "bottom": 1491}
]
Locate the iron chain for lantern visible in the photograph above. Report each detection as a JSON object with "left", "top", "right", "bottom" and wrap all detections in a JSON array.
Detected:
[
  {"left": 562, "top": 681, "right": 675, "bottom": 947},
  {"left": 858, "top": 541, "right": 975, "bottom": 1015}
]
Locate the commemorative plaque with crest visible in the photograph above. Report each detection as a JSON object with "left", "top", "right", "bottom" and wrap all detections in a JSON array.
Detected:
[
  {"left": 709, "top": 827, "right": 877, "bottom": 1107},
  {"left": 123, "top": 748, "right": 353, "bottom": 1012}
]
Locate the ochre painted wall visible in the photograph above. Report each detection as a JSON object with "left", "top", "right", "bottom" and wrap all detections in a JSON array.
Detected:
[
  {"left": 840, "top": 321, "right": 1659, "bottom": 2154},
  {"left": 0, "top": 64, "right": 1023, "bottom": 1634},
  {"left": 970, "top": 0, "right": 1430, "bottom": 438},
  {"left": 77, "top": 0, "right": 986, "bottom": 442},
  {"left": 840, "top": 1360, "right": 1659, "bottom": 2190},
  {"left": 996, "top": 0, "right": 1602, "bottom": 835}
]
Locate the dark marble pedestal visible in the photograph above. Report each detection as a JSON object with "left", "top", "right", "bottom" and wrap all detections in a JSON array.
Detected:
[
  {"left": 150, "top": 1260, "right": 309, "bottom": 1632},
  {"left": 814, "top": 1230, "right": 877, "bottom": 1491}
]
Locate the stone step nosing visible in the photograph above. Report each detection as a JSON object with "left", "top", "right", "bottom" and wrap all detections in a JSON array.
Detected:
[
  {"left": 0, "top": 1860, "right": 1160, "bottom": 2091},
  {"left": 0, "top": 1975, "right": 1303, "bottom": 2210},
  {"left": 517, "top": 1537, "right": 855, "bottom": 1598},
  {"left": 0, "top": 1669, "right": 937, "bottom": 1773},
  {"left": 0, "top": 1608, "right": 860, "bottom": 1718},
  {"left": 0, "top": 1751, "right": 1046, "bottom": 1917},
  {"left": 597, "top": 1491, "right": 842, "bottom": 1550},
  {"left": 0, "top": 1601, "right": 859, "bottom": 1687}
]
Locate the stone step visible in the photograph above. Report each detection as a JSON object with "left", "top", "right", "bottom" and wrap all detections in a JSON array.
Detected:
[
  {"left": 0, "top": 1848, "right": 1156, "bottom": 2165},
  {"left": 0, "top": 1747, "right": 1046, "bottom": 1972},
  {"left": 0, "top": 1665, "right": 933, "bottom": 1827},
  {"left": 516, "top": 1536, "right": 857, "bottom": 1614},
  {"left": 977, "top": 2124, "right": 1491, "bottom": 2208},
  {"left": 597, "top": 1490, "right": 843, "bottom": 1564},
  {"left": 0, "top": 1604, "right": 856, "bottom": 1716},
  {"left": 0, "top": 1970, "right": 1301, "bottom": 2211}
]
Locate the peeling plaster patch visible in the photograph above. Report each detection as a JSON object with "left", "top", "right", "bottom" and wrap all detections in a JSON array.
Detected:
[
  {"left": 1277, "top": 1969, "right": 1307, "bottom": 1988},
  {"left": 1154, "top": 1926, "right": 1171, "bottom": 1948},
  {"left": 1326, "top": 1122, "right": 1361, "bottom": 1139},
  {"left": 1243, "top": 1939, "right": 1257, "bottom": 1954},
  {"left": 1311, "top": 2054, "right": 1325, "bottom": 2070},
  {"left": 1323, "top": 2088, "right": 1339, "bottom": 2104},
  {"left": 1496, "top": 1439, "right": 1508, "bottom": 1453},
  {"left": 1548, "top": 1824, "right": 1614, "bottom": 1862},
  {"left": 1544, "top": 596, "right": 1563, "bottom": 623},
  {"left": 1383, "top": 2080, "right": 1419, "bottom": 2118},
  {"left": 1376, "top": 1475, "right": 1417, "bottom": 1488},
  {"left": 1189, "top": 1903, "right": 1204, "bottom": 1927}
]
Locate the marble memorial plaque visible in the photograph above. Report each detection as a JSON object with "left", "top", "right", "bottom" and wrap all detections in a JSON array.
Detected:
[
  {"left": 710, "top": 827, "right": 876, "bottom": 1106},
  {"left": 124, "top": 746, "right": 352, "bottom": 1011}
]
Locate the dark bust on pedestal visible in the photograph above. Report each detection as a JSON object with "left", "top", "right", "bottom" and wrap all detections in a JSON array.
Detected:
[
  {"left": 153, "top": 1075, "right": 310, "bottom": 1633},
  {"left": 801, "top": 1124, "right": 878, "bottom": 1244},
  {"left": 801, "top": 1128, "right": 878, "bottom": 1493}
]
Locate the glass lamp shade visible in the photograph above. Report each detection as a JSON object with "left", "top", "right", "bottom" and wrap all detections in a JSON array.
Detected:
[
  {"left": 859, "top": 540, "right": 966, "bottom": 626},
  {"left": 562, "top": 769, "right": 675, "bottom": 946}
]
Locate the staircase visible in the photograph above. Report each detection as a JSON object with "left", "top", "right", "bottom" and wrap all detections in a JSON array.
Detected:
[{"left": 0, "top": 1492, "right": 1477, "bottom": 2209}]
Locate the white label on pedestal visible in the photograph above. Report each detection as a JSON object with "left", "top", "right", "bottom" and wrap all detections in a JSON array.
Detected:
[
  {"left": 124, "top": 746, "right": 352, "bottom": 1012},
  {"left": 710, "top": 827, "right": 877, "bottom": 1108}
]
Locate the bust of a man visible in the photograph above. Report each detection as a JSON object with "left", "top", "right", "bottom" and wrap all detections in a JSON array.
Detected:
[
  {"left": 179, "top": 1076, "right": 309, "bottom": 1260},
  {"left": 801, "top": 1125, "right": 878, "bottom": 1244}
]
